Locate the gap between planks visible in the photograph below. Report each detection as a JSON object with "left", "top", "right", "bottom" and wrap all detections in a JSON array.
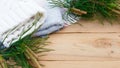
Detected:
[
  {"left": 59, "top": 20, "right": 120, "bottom": 33},
  {"left": 38, "top": 20, "right": 120, "bottom": 68}
]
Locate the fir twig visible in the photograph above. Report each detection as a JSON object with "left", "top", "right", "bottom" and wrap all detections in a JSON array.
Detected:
[
  {"left": 49, "top": 0, "right": 120, "bottom": 23},
  {"left": 0, "top": 55, "right": 7, "bottom": 68},
  {"left": 70, "top": 8, "right": 87, "bottom": 15}
]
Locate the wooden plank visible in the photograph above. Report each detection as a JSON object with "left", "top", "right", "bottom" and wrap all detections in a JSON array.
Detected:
[
  {"left": 41, "top": 61, "right": 120, "bottom": 68},
  {"left": 59, "top": 20, "right": 120, "bottom": 33},
  {"left": 38, "top": 33, "right": 120, "bottom": 61}
]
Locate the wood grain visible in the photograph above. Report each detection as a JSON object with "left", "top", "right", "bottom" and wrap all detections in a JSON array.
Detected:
[
  {"left": 39, "top": 33, "right": 120, "bottom": 61},
  {"left": 38, "top": 21, "right": 120, "bottom": 68},
  {"left": 41, "top": 61, "right": 120, "bottom": 68},
  {"left": 59, "top": 20, "right": 120, "bottom": 33}
]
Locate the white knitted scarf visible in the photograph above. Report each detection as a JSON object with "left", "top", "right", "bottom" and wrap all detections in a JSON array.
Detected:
[{"left": 0, "top": 0, "right": 46, "bottom": 48}]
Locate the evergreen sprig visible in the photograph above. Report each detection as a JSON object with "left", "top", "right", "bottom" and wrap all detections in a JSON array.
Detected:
[
  {"left": 2, "top": 35, "right": 50, "bottom": 68},
  {"left": 49, "top": 0, "right": 120, "bottom": 23}
]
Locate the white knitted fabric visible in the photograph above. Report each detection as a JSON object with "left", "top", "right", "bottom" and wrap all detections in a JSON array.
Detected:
[{"left": 0, "top": 0, "right": 46, "bottom": 47}]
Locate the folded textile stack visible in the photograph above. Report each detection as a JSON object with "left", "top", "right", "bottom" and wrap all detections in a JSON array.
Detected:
[{"left": 0, "top": 0, "right": 79, "bottom": 49}]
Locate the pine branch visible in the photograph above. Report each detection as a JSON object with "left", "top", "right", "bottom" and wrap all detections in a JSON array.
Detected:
[
  {"left": 0, "top": 55, "right": 7, "bottom": 68},
  {"left": 70, "top": 8, "right": 87, "bottom": 15},
  {"left": 49, "top": 0, "right": 120, "bottom": 23}
]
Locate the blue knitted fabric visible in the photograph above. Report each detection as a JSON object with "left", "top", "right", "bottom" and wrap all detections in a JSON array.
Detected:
[
  {"left": 33, "top": 0, "right": 64, "bottom": 36},
  {"left": 33, "top": 7, "right": 64, "bottom": 36}
]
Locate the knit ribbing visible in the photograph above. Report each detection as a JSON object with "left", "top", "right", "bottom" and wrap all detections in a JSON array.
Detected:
[{"left": 0, "top": 0, "right": 46, "bottom": 48}]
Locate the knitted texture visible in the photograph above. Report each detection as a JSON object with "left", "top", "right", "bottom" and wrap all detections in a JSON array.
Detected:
[
  {"left": 33, "top": 0, "right": 64, "bottom": 36},
  {"left": 33, "top": 0, "right": 79, "bottom": 36},
  {"left": 0, "top": 0, "right": 46, "bottom": 48},
  {"left": 0, "top": 0, "right": 79, "bottom": 48}
]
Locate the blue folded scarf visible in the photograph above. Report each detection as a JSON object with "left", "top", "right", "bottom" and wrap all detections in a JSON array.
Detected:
[
  {"left": 33, "top": 0, "right": 64, "bottom": 36},
  {"left": 33, "top": 0, "right": 79, "bottom": 36}
]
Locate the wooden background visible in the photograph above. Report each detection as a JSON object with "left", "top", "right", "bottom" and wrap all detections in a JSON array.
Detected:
[{"left": 38, "top": 20, "right": 120, "bottom": 68}]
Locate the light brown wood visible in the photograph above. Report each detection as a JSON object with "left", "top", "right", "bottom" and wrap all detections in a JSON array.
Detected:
[
  {"left": 41, "top": 61, "right": 120, "bottom": 68},
  {"left": 59, "top": 20, "right": 120, "bottom": 33},
  {"left": 38, "top": 21, "right": 120, "bottom": 68},
  {"left": 39, "top": 33, "right": 120, "bottom": 61}
]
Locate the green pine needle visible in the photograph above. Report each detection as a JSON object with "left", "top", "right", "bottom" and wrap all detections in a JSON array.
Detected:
[
  {"left": 49, "top": 0, "right": 120, "bottom": 23},
  {"left": 0, "top": 12, "right": 51, "bottom": 68},
  {"left": 0, "top": 35, "right": 50, "bottom": 68}
]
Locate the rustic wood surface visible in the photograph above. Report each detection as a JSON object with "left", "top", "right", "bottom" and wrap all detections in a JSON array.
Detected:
[{"left": 39, "top": 20, "right": 120, "bottom": 68}]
